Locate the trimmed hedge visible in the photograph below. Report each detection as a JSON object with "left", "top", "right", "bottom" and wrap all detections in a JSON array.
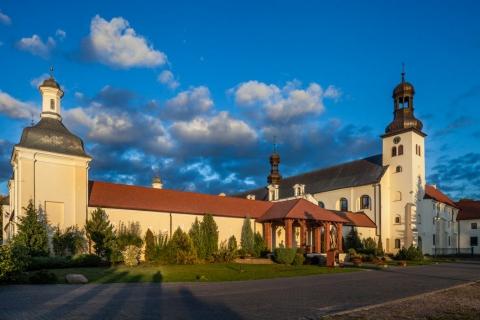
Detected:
[
  {"left": 28, "top": 254, "right": 108, "bottom": 271},
  {"left": 273, "top": 248, "right": 297, "bottom": 264},
  {"left": 29, "top": 270, "right": 58, "bottom": 284}
]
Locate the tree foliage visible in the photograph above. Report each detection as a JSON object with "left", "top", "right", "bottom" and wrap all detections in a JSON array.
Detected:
[
  {"left": 189, "top": 217, "right": 203, "bottom": 257},
  {"left": 201, "top": 214, "right": 218, "bottom": 259},
  {"left": 241, "top": 217, "right": 254, "bottom": 255},
  {"left": 15, "top": 201, "right": 49, "bottom": 257},
  {"left": 345, "top": 228, "right": 363, "bottom": 252},
  {"left": 0, "top": 242, "right": 30, "bottom": 282},
  {"left": 85, "top": 208, "right": 115, "bottom": 259},
  {"left": 52, "top": 225, "right": 86, "bottom": 256},
  {"left": 166, "top": 227, "right": 197, "bottom": 264},
  {"left": 253, "top": 232, "right": 267, "bottom": 257},
  {"left": 116, "top": 221, "right": 143, "bottom": 250},
  {"left": 144, "top": 228, "right": 156, "bottom": 262},
  {"left": 227, "top": 235, "right": 237, "bottom": 252}
]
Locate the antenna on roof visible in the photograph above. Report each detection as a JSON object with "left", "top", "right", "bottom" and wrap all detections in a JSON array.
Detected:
[
  {"left": 401, "top": 62, "right": 406, "bottom": 83},
  {"left": 49, "top": 66, "right": 54, "bottom": 78}
]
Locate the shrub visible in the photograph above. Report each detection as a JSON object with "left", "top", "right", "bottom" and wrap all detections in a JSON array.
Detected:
[
  {"left": 201, "top": 214, "right": 219, "bottom": 260},
  {"left": 345, "top": 228, "right": 363, "bottom": 252},
  {"left": 376, "top": 237, "right": 384, "bottom": 256},
  {"left": 212, "top": 240, "right": 237, "bottom": 263},
  {"left": 292, "top": 253, "right": 305, "bottom": 266},
  {"left": 189, "top": 218, "right": 204, "bottom": 258},
  {"left": 85, "top": 208, "right": 115, "bottom": 259},
  {"left": 0, "top": 242, "right": 30, "bottom": 282},
  {"left": 144, "top": 229, "right": 156, "bottom": 262},
  {"left": 52, "top": 225, "right": 86, "bottom": 256},
  {"left": 122, "top": 245, "right": 141, "bottom": 267},
  {"left": 29, "top": 270, "right": 58, "bottom": 284},
  {"left": 15, "top": 201, "right": 49, "bottom": 257},
  {"left": 166, "top": 227, "right": 197, "bottom": 264},
  {"left": 253, "top": 232, "right": 267, "bottom": 258},
  {"left": 71, "top": 254, "right": 107, "bottom": 267},
  {"left": 227, "top": 235, "right": 237, "bottom": 252},
  {"left": 273, "top": 248, "right": 297, "bottom": 264},
  {"left": 395, "top": 245, "right": 423, "bottom": 261},
  {"left": 361, "top": 237, "right": 377, "bottom": 255},
  {"left": 29, "top": 256, "right": 71, "bottom": 270},
  {"left": 241, "top": 217, "right": 254, "bottom": 255},
  {"left": 347, "top": 248, "right": 357, "bottom": 256},
  {"left": 116, "top": 221, "right": 143, "bottom": 250}
]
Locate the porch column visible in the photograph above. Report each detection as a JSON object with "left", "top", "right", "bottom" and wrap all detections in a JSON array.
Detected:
[
  {"left": 314, "top": 225, "right": 321, "bottom": 253},
  {"left": 263, "top": 222, "right": 272, "bottom": 251},
  {"left": 299, "top": 220, "right": 306, "bottom": 248},
  {"left": 336, "top": 223, "right": 343, "bottom": 252},
  {"left": 285, "top": 219, "right": 293, "bottom": 248},
  {"left": 324, "top": 222, "right": 331, "bottom": 252}
]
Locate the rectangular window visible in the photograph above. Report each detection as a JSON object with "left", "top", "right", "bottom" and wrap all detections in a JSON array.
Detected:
[
  {"left": 472, "top": 223, "right": 478, "bottom": 230},
  {"left": 394, "top": 239, "right": 401, "bottom": 249},
  {"left": 471, "top": 237, "right": 478, "bottom": 247},
  {"left": 433, "top": 234, "right": 436, "bottom": 246}
]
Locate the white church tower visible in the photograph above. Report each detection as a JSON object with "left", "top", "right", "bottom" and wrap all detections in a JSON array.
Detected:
[
  {"left": 5, "top": 72, "right": 91, "bottom": 241},
  {"left": 381, "top": 69, "right": 426, "bottom": 251}
]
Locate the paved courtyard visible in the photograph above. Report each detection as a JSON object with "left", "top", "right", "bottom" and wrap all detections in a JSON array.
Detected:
[{"left": 0, "top": 262, "right": 479, "bottom": 320}]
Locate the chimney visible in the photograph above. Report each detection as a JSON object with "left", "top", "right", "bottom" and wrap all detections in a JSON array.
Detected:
[
  {"left": 218, "top": 193, "right": 226, "bottom": 197},
  {"left": 152, "top": 176, "right": 163, "bottom": 189}
]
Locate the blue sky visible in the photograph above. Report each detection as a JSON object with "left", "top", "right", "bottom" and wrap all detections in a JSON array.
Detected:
[{"left": 0, "top": 0, "right": 479, "bottom": 199}]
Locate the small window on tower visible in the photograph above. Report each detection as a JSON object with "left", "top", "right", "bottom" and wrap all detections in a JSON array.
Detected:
[
  {"left": 50, "top": 99, "right": 55, "bottom": 110},
  {"left": 393, "top": 136, "right": 401, "bottom": 144},
  {"left": 398, "top": 145, "right": 404, "bottom": 155},
  {"left": 396, "top": 166, "right": 403, "bottom": 173},
  {"left": 318, "top": 201, "right": 325, "bottom": 208},
  {"left": 391, "top": 146, "right": 397, "bottom": 157}
]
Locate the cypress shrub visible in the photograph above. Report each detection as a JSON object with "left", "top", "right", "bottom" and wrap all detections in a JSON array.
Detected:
[
  {"left": 85, "top": 208, "right": 115, "bottom": 259},
  {"left": 144, "top": 229, "right": 156, "bottom": 262},
  {"left": 253, "top": 232, "right": 267, "bottom": 257},
  {"left": 240, "top": 217, "right": 254, "bottom": 255},
  {"left": 189, "top": 218, "right": 204, "bottom": 258},
  {"left": 201, "top": 214, "right": 219, "bottom": 260},
  {"left": 273, "top": 248, "right": 296, "bottom": 264},
  {"left": 166, "top": 227, "right": 197, "bottom": 264},
  {"left": 227, "top": 235, "right": 237, "bottom": 252}
]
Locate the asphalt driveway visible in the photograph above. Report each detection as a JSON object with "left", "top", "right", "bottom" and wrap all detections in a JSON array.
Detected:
[{"left": 1, "top": 262, "right": 479, "bottom": 320}]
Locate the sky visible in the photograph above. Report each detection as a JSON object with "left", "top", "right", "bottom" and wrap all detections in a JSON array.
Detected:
[{"left": 0, "top": 0, "right": 479, "bottom": 200}]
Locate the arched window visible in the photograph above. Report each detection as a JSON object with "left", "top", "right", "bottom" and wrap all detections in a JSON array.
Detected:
[
  {"left": 394, "top": 215, "right": 401, "bottom": 224},
  {"left": 398, "top": 144, "right": 404, "bottom": 155},
  {"left": 396, "top": 166, "right": 402, "bottom": 173},
  {"left": 50, "top": 99, "right": 55, "bottom": 110},
  {"left": 360, "top": 195, "right": 370, "bottom": 209},
  {"left": 391, "top": 146, "right": 397, "bottom": 157},
  {"left": 416, "top": 144, "right": 422, "bottom": 156},
  {"left": 318, "top": 201, "right": 325, "bottom": 208},
  {"left": 339, "top": 198, "right": 348, "bottom": 211}
]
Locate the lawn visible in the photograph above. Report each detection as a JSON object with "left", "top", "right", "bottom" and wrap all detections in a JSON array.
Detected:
[{"left": 48, "top": 263, "right": 358, "bottom": 284}]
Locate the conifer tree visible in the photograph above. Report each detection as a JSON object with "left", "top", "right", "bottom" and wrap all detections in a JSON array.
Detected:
[
  {"left": 0, "top": 197, "right": 3, "bottom": 244},
  {"left": 189, "top": 217, "right": 204, "bottom": 258},
  {"left": 144, "top": 228, "right": 156, "bottom": 262},
  {"left": 85, "top": 208, "right": 115, "bottom": 259},
  {"left": 241, "top": 217, "right": 254, "bottom": 255},
  {"left": 15, "top": 201, "right": 49, "bottom": 256},
  {"left": 201, "top": 214, "right": 218, "bottom": 259}
]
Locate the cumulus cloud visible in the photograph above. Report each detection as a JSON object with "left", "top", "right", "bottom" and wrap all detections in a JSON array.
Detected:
[
  {"left": 16, "top": 34, "right": 56, "bottom": 58},
  {"left": 83, "top": 15, "right": 167, "bottom": 68},
  {"left": 55, "top": 29, "right": 66, "bottom": 40},
  {"left": 30, "top": 73, "right": 50, "bottom": 88},
  {"left": 0, "top": 10, "right": 11, "bottom": 25},
  {"left": 170, "top": 111, "right": 257, "bottom": 147},
  {"left": 158, "top": 70, "right": 180, "bottom": 89},
  {"left": 163, "top": 86, "right": 213, "bottom": 120},
  {"left": 0, "top": 91, "right": 37, "bottom": 119},
  {"left": 233, "top": 80, "right": 340, "bottom": 123}
]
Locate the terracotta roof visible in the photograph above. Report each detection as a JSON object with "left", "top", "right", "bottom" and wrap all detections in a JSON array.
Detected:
[
  {"left": 456, "top": 199, "right": 480, "bottom": 221},
  {"left": 424, "top": 185, "right": 457, "bottom": 207},
  {"left": 332, "top": 211, "right": 376, "bottom": 228},
  {"left": 88, "top": 180, "right": 272, "bottom": 219},
  {"left": 234, "top": 155, "right": 387, "bottom": 200},
  {"left": 257, "top": 199, "right": 348, "bottom": 223}
]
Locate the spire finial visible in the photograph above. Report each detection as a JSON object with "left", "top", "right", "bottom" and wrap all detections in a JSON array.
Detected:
[
  {"left": 401, "top": 62, "right": 405, "bottom": 83},
  {"left": 49, "top": 66, "right": 54, "bottom": 78},
  {"left": 273, "top": 135, "right": 277, "bottom": 153}
]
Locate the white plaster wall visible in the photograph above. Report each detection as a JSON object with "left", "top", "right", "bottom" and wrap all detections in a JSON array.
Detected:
[{"left": 459, "top": 219, "right": 480, "bottom": 254}]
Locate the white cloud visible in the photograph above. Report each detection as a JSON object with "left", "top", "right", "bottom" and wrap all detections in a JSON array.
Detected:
[
  {"left": 86, "top": 15, "right": 167, "bottom": 68},
  {"left": 30, "top": 73, "right": 50, "bottom": 88},
  {"left": 163, "top": 86, "right": 213, "bottom": 120},
  {"left": 157, "top": 70, "right": 179, "bottom": 89},
  {"left": 16, "top": 34, "right": 56, "bottom": 58},
  {"left": 233, "top": 80, "right": 341, "bottom": 122},
  {"left": 0, "top": 11, "right": 11, "bottom": 25},
  {"left": 170, "top": 111, "right": 257, "bottom": 146},
  {"left": 0, "top": 91, "right": 37, "bottom": 119},
  {"left": 55, "top": 29, "right": 66, "bottom": 40}
]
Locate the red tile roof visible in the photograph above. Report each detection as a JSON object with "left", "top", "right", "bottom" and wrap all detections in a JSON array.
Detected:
[
  {"left": 88, "top": 181, "right": 272, "bottom": 219},
  {"left": 424, "top": 185, "right": 457, "bottom": 207},
  {"left": 257, "top": 198, "right": 348, "bottom": 223},
  {"left": 333, "top": 211, "right": 377, "bottom": 228},
  {"left": 456, "top": 199, "right": 480, "bottom": 221}
]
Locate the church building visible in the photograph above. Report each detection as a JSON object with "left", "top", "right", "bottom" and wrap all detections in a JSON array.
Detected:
[{"left": 1, "top": 71, "right": 471, "bottom": 256}]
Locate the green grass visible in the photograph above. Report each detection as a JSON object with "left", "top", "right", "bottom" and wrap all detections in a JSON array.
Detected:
[{"left": 47, "top": 263, "right": 358, "bottom": 284}]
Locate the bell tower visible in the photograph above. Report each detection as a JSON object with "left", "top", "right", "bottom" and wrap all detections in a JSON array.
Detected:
[
  {"left": 267, "top": 139, "right": 281, "bottom": 201},
  {"left": 382, "top": 67, "right": 426, "bottom": 250},
  {"left": 39, "top": 67, "right": 64, "bottom": 121}
]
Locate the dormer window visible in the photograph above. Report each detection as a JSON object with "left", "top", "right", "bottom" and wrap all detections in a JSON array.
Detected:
[
  {"left": 246, "top": 194, "right": 256, "bottom": 200},
  {"left": 293, "top": 184, "right": 305, "bottom": 196},
  {"left": 50, "top": 99, "right": 55, "bottom": 110}
]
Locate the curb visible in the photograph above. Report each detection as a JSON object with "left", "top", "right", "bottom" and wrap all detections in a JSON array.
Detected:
[{"left": 323, "top": 280, "right": 480, "bottom": 318}]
